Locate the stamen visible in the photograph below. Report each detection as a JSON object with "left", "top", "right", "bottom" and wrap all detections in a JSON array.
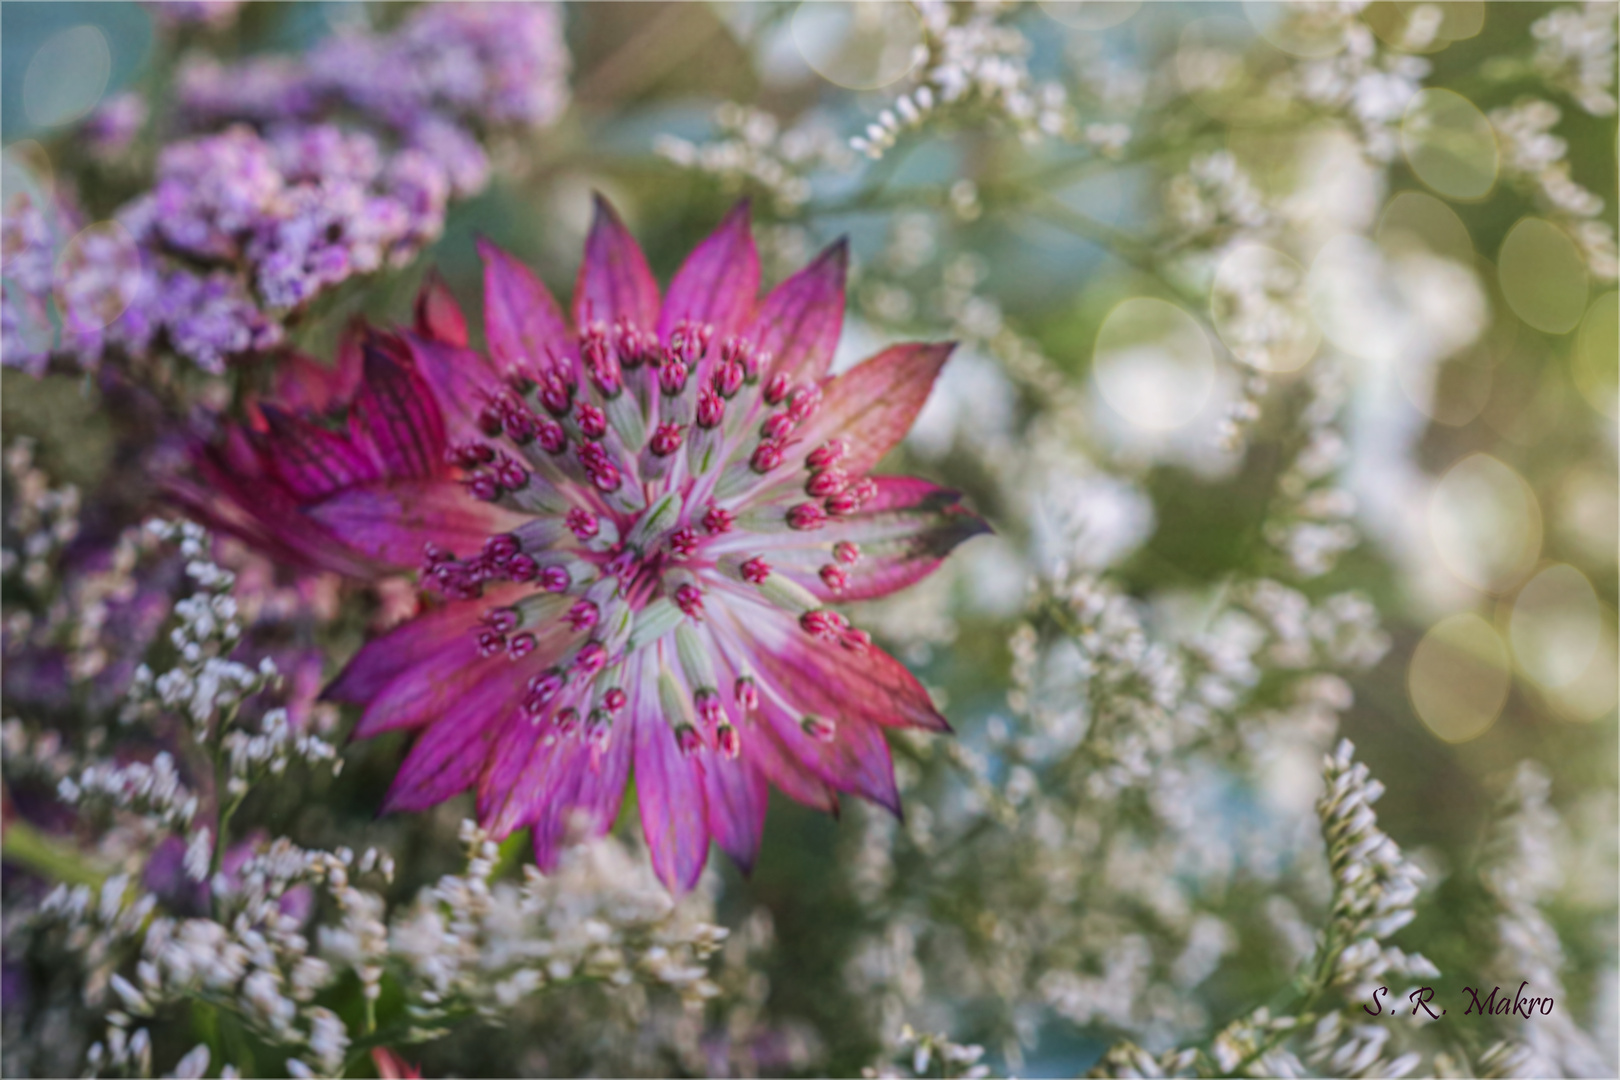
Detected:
[
  {"left": 575, "top": 402, "right": 607, "bottom": 440},
  {"left": 659, "top": 358, "right": 689, "bottom": 397},
  {"left": 713, "top": 360, "right": 745, "bottom": 399},
  {"left": 674, "top": 583, "right": 704, "bottom": 617},
  {"left": 694, "top": 688, "right": 722, "bottom": 727},
  {"left": 477, "top": 630, "right": 507, "bottom": 657},
  {"left": 716, "top": 721, "right": 741, "bottom": 759},
  {"left": 819, "top": 565, "right": 849, "bottom": 591},
  {"left": 447, "top": 441, "right": 496, "bottom": 468},
  {"left": 841, "top": 627, "right": 872, "bottom": 653},
  {"left": 734, "top": 676, "right": 759, "bottom": 712},
  {"left": 466, "top": 471, "right": 500, "bottom": 501},
  {"left": 649, "top": 422, "right": 685, "bottom": 456},
  {"left": 506, "top": 554, "right": 539, "bottom": 582},
  {"left": 750, "top": 439, "right": 785, "bottom": 473},
  {"left": 603, "top": 687, "right": 627, "bottom": 714},
  {"left": 764, "top": 373, "right": 790, "bottom": 405},
  {"left": 566, "top": 508, "right": 599, "bottom": 540},
  {"left": 523, "top": 669, "right": 566, "bottom": 715},
  {"left": 493, "top": 455, "right": 529, "bottom": 491},
  {"left": 675, "top": 724, "right": 704, "bottom": 754},
  {"left": 800, "top": 609, "right": 847, "bottom": 640},
  {"left": 833, "top": 540, "right": 860, "bottom": 564},
  {"left": 535, "top": 419, "right": 567, "bottom": 455},
  {"left": 484, "top": 607, "right": 520, "bottom": 634},
  {"left": 800, "top": 715, "right": 836, "bottom": 742},
  {"left": 539, "top": 565, "right": 571, "bottom": 593},
  {"left": 696, "top": 388, "right": 725, "bottom": 429},
  {"left": 762, "top": 412, "right": 796, "bottom": 441},
  {"left": 574, "top": 640, "right": 608, "bottom": 676},
  {"left": 554, "top": 707, "right": 580, "bottom": 736},
  {"left": 788, "top": 503, "right": 827, "bottom": 530},
  {"left": 740, "top": 557, "right": 771, "bottom": 584},
  {"left": 786, "top": 385, "right": 821, "bottom": 423},
  {"left": 807, "top": 439, "right": 846, "bottom": 470},
  {"left": 566, "top": 599, "right": 599, "bottom": 632},
  {"left": 824, "top": 491, "right": 858, "bottom": 516},
  {"left": 668, "top": 527, "right": 699, "bottom": 558},
  {"left": 702, "top": 506, "right": 734, "bottom": 534},
  {"left": 807, "top": 468, "right": 848, "bottom": 497},
  {"left": 508, "top": 632, "right": 537, "bottom": 659}
]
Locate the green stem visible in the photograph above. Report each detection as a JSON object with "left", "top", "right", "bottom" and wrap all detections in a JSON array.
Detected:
[{"left": 1, "top": 820, "right": 110, "bottom": 887}]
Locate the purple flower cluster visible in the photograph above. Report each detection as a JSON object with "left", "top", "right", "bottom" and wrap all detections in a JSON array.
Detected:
[
  {"left": 141, "top": 0, "right": 245, "bottom": 30},
  {"left": 1, "top": 3, "right": 569, "bottom": 377},
  {"left": 179, "top": 3, "right": 570, "bottom": 196}
]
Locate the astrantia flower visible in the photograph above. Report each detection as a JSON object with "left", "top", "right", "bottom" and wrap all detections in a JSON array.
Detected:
[{"left": 185, "top": 199, "right": 988, "bottom": 892}]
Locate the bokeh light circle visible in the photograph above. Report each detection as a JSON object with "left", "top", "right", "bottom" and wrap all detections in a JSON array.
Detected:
[
  {"left": 1573, "top": 291, "right": 1618, "bottom": 420},
  {"left": 1499, "top": 217, "right": 1589, "bottom": 334},
  {"left": 1211, "top": 242, "right": 1320, "bottom": 373},
  {"left": 1428, "top": 453, "right": 1542, "bottom": 593},
  {"left": 1400, "top": 89, "right": 1499, "bottom": 201},
  {"left": 1510, "top": 564, "right": 1603, "bottom": 690},
  {"left": 23, "top": 25, "right": 112, "bottom": 128},
  {"left": 55, "top": 220, "right": 142, "bottom": 335},
  {"left": 1092, "top": 297, "right": 1216, "bottom": 431},
  {"left": 1038, "top": 1, "right": 1142, "bottom": 31},
  {"left": 1243, "top": 1, "right": 1346, "bottom": 57},
  {"left": 1408, "top": 612, "right": 1512, "bottom": 743},
  {"left": 791, "top": 2, "right": 923, "bottom": 91},
  {"left": 1377, "top": 190, "right": 1475, "bottom": 262}
]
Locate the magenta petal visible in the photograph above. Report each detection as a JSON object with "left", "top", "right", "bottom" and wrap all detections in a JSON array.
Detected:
[
  {"left": 748, "top": 238, "right": 847, "bottom": 385},
  {"left": 479, "top": 238, "right": 573, "bottom": 377},
  {"left": 703, "top": 752, "right": 769, "bottom": 874},
  {"left": 530, "top": 727, "right": 633, "bottom": 870},
  {"left": 326, "top": 585, "right": 529, "bottom": 704},
  {"left": 256, "top": 405, "right": 380, "bottom": 499},
  {"left": 414, "top": 272, "right": 470, "bottom": 347},
  {"left": 354, "top": 344, "right": 449, "bottom": 479},
  {"left": 307, "top": 479, "right": 525, "bottom": 569},
  {"left": 801, "top": 477, "right": 989, "bottom": 603},
  {"left": 353, "top": 654, "right": 506, "bottom": 740},
  {"left": 656, "top": 201, "right": 759, "bottom": 343},
  {"left": 755, "top": 692, "right": 901, "bottom": 816},
  {"left": 802, "top": 342, "right": 955, "bottom": 475},
  {"left": 405, "top": 334, "right": 504, "bottom": 446},
  {"left": 574, "top": 194, "right": 660, "bottom": 332},
  {"left": 743, "top": 720, "right": 840, "bottom": 814},
  {"left": 634, "top": 686, "right": 710, "bottom": 894},
  {"left": 381, "top": 692, "right": 508, "bottom": 814}
]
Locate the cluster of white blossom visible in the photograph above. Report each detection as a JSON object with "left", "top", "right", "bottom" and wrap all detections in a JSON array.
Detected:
[
  {"left": 865, "top": 1024, "right": 994, "bottom": 1080},
  {"left": 1280, "top": 3, "right": 1429, "bottom": 162},
  {"left": 1, "top": 437, "right": 152, "bottom": 684},
  {"left": 1085, "top": 740, "right": 1435, "bottom": 1078},
  {"left": 1490, "top": 98, "right": 1619, "bottom": 281},
  {"left": 1468, "top": 764, "right": 1615, "bottom": 1077},
  {"left": 1531, "top": 2, "right": 1618, "bottom": 116},
  {"left": 1260, "top": 366, "right": 1361, "bottom": 579},
  {"left": 389, "top": 821, "right": 726, "bottom": 1027},
  {"left": 0, "top": 438, "right": 81, "bottom": 592},
  {"left": 655, "top": 103, "right": 853, "bottom": 213},
  {"left": 125, "top": 521, "right": 278, "bottom": 739},
  {"left": 851, "top": 1, "right": 1073, "bottom": 159}
]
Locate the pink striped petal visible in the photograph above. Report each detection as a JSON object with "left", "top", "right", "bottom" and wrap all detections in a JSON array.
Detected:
[
  {"left": 256, "top": 406, "right": 380, "bottom": 499},
  {"left": 354, "top": 343, "right": 448, "bottom": 479},
  {"left": 748, "top": 238, "right": 847, "bottom": 385},
  {"left": 633, "top": 669, "right": 710, "bottom": 894},
  {"left": 325, "top": 589, "right": 522, "bottom": 704},
  {"left": 404, "top": 335, "right": 504, "bottom": 446},
  {"left": 307, "top": 479, "right": 523, "bottom": 569},
  {"left": 703, "top": 752, "right": 769, "bottom": 874},
  {"left": 657, "top": 201, "right": 759, "bottom": 343},
  {"left": 480, "top": 239, "right": 573, "bottom": 378},
  {"left": 574, "top": 194, "right": 660, "bottom": 332},
  {"left": 801, "top": 342, "right": 955, "bottom": 475},
  {"left": 782, "top": 477, "right": 989, "bottom": 603},
  {"left": 414, "top": 271, "right": 469, "bottom": 347},
  {"left": 529, "top": 726, "right": 633, "bottom": 870},
  {"left": 742, "top": 719, "right": 840, "bottom": 815},
  {"left": 753, "top": 691, "right": 900, "bottom": 816},
  {"left": 356, "top": 650, "right": 522, "bottom": 740},
  {"left": 381, "top": 680, "right": 516, "bottom": 813}
]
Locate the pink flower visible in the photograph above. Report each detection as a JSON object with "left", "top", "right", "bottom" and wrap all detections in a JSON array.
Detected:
[
  {"left": 193, "top": 199, "right": 987, "bottom": 893},
  {"left": 169, "top": 273, "right": 501, "bottom": 578}
]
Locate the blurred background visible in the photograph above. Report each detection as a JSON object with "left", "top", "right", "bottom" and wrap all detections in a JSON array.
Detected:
[{"left": 2, "top": 2, "right": 1616, "bottom": 1077}]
